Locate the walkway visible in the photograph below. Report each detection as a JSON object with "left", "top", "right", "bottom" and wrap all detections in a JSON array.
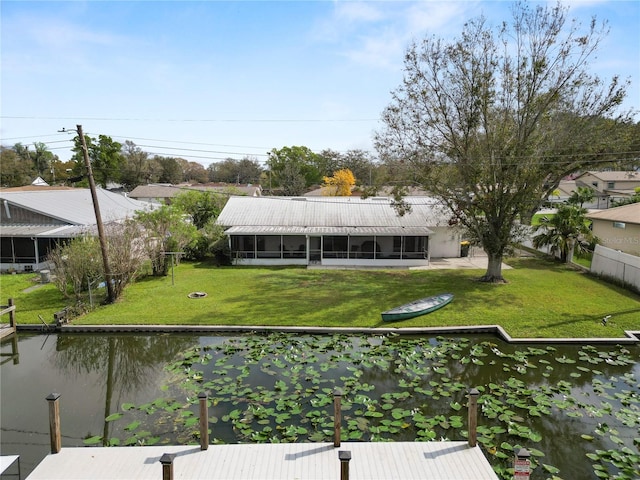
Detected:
[
  {"left": 26, "top": 442, "right": 499, "bottom": 480},
  {"left": 417, "top": 256, "right": 512, "bottom": 270}
]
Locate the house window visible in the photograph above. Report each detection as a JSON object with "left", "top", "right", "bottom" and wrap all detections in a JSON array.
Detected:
[
  {"left": 607, "top": 182, "right": 615, "bottom": 189},
  {"left": 613, "top": 222, "right": 625, "bottom": 229},
  {"left": 592, "top": 182, "right": 598, "bottom": 188}
]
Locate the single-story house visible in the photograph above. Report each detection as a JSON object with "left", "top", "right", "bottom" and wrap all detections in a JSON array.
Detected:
[
  {"left": 0, "top": 186, "right": 154, "bottom": 272},
  {"left": 128, "top": 183, "right": 261, "bottom": 204},
  {"left": 216, "top": 196, "right": 463, "bottom": 267},
  {"left": 586, "top": 203, "right": 640, "bottom": 257}
]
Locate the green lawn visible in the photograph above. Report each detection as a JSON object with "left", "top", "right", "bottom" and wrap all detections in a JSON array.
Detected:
[
  {"left": 530, "top": 212, "right": 553, "bottom": 226},
  {"left": 0, "top": 272, "right": 66, "bottom": 324},
  {"left": 3, "top": 257, "right": 638, "bottom": 339}
]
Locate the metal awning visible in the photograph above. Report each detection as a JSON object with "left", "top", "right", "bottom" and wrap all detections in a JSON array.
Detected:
[
  {"left": 224, "top": 226, "right": 432, "bottom": 236},
  {"left": 0, "top": 225, "right": 91, "bottom": 238}
]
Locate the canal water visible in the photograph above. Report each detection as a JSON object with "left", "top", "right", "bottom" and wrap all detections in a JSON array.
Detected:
[{"left": 1, "top": 332, "right": 638, "bottom": 480}]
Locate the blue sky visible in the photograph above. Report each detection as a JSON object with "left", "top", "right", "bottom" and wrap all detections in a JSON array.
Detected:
[{"left": 1, "top": 1, "right": 638, "bottom": 167}]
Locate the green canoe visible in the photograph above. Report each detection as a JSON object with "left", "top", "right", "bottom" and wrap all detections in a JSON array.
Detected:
[{"left": 381, "top": 293, "right": 454, "bottom": 322}]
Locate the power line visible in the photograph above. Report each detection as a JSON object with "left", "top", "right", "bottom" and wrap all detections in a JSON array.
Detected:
[
  {"left": 133, "top": 144, "right": 269, "bottom": 157},
  {"left": 1, "top": 115, "right": 379, "bottom": 123},
  {"left": 109, "top": 135, "right": 271, "bottom": 150},
  {"left": 0, "top": 134, "right": 68, "bottom": 141},
  {"left": 4, "top": 131, "right": 638, "bottom": 166}
]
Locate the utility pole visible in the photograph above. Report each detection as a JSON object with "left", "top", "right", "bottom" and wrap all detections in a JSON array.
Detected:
[{"left": 77, "top": 124, "right": 115, "bottom": 303}]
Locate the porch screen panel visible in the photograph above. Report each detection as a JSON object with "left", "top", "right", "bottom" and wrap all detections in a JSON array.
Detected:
[
  {"left": 323, "top": 236, "right": 348, "bottom": 258},
  {"left": 257, "top": 235, "right": 282, "bottom": 258},
  {"left": 376, "top": 237, "right": 395, "bottom": 259},
  {"left": 12, "top": 238, "right": 36, "bottom": 263},
  {"left": 1, "top": 238, "right": 14, "bottom": 263},
  {"left": 231, "top": 235, "right": 255, "bottom": 258},
  {"left": 348, "top": 236, "right": 373, "bottom": 259},
  {"left": 402, "top": 236, "right": 427, "bottom": 259},
  {"left": 37, "top": 238, "right": 56, "bottom": 262},
  {"left": 283, "top": 235, "right": 306, "bottom": 259}
]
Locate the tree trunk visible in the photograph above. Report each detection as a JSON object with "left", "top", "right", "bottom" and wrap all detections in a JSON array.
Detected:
[
  {"left": 566, "top": 238, "right": 575, "bottom": 264},
  {"left": 479, "top": 252, "right": 507, "bottom": 283}
]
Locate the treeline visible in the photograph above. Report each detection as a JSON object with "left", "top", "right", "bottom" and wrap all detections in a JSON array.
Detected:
[{"left": 0, "top": 134, "right": 394, "bottom": 194}]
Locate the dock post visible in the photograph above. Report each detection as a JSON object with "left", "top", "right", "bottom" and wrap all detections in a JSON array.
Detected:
[
  {"left": 333, "top": 389, "right": 342, "bottom": 447},
  {"left": 159, "top": 453, "right": 176, "bottom": 480},
  {"left": 8, "top": 298, "right": 15, "bottom": 330},
  {"left": 338, "top": 450, "right": 351, "bottom": 480},
  {"left": 468, "top": 388, "right": 479, "bottom": 447},
  {"left": 46, "top": 393, "right": 62, "bottom": 454},
  {"left": 198, "top": 392, "right": 209, "bottom": 450}
]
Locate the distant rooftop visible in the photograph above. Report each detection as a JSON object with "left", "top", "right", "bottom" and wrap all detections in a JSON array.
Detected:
[
  {"left": 577, "top": 171, "right": 640, "bottom": 182},
  {"left": 586, "top": 202, "right": 640, "bottom": 224}
]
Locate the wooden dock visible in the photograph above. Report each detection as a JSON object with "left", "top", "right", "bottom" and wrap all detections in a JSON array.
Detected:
[
  {"left": 26, "top": 442, "right": 499, "bottom": 479},
  {"left": 0, "top": 299, "right": 17, "bottom": 340}
]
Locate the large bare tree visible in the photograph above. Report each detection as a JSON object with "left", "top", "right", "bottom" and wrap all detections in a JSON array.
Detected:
[{"left": 374, "top": 1, "right": 632, "bottom": 282}]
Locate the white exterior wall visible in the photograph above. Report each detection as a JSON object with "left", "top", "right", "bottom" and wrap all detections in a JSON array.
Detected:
[
  {"left": 232, "top": 258, "right": 308, "bottom": 267},
  {"left": 1, "top": 261, "right": 48, "bottom": 273},
  {"left": 319, "top": 258, "right": 429, "bottom": 268},
  {"left": 428, "top": 227, "right": 462, "bottom": 258}
]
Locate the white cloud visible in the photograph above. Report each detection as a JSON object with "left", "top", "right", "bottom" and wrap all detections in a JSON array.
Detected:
[
  {"left": 317, "top": 2, "right": 485, "bottom": 70},
  {"left": 342, "top": 28, "right": 406, "bottom": 69},
  {"left": 333, "top": 1, "right": 386, "bottom": 23},
  {"left": 405, "top": 1, "right": 480, "bottom": 37}
]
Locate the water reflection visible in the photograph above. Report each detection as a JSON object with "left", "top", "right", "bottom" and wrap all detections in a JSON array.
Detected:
[
  {"left": 1, "top": 332, "right": 638, "bottom": 480},
  {"left": 0, "top": 333, "right": 195, "bottom": 475}
]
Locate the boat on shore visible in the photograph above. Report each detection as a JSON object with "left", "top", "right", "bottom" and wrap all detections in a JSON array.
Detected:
[{"left": 381, "top": 293, "right": 454, "bottom": 322}]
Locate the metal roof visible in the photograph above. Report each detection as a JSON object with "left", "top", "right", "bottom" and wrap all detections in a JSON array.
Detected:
[
  {"left": 0, "top": 188, "right": 153, "bottom": 226},
  {"left": 224, "top": 225, "right": 433, "bottom": 235},
  {"left": 217, "top": 196, "right": 450, "bottom": 235},
  {"left": 128, "top": 184, "right": 184, "bottom": 199},
  {"left": 0, "top": 225, "right": 92, "bottom": 238}
]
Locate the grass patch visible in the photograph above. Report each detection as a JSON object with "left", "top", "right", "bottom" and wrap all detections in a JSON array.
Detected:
[
  {"left": 4, "top": 257, "right": 634, "bottom": 339},
  {"left": 530, "top": 212, "right": 554, "bottom": 226},
  {"left": 572, "top": 255, "right": 592, "bottom": 269},
  {"left": 0, "top": 273, "right": 66, "bottom": 324}
]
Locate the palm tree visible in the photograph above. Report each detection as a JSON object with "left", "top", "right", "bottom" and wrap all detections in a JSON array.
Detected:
[
  {"left": 532, "top": 204, "right": 595, "bottom": 263},
  {"left": 568, "top": 186, "right": 595, "bottom": 208}
]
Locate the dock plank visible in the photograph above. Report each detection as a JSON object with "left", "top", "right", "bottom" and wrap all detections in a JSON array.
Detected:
[
  {"left": 26, "top": 442, "right": 499, "bottom": 479},
  {"left": 0, "top": 323, "right": 16, "bottom": 339}
]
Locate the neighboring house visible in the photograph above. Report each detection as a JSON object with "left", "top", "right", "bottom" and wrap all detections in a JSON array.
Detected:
[
  {"left": 586, "top": 203, "right": 640, "bottom": 257},
  {"left": 216, "top": 196, "right": 463, "bottom": 267},
  {"left": 0, "top": 186, "right": 154, "bottom": 272},
  {"left": 128, "top": 183, "right": 261, "bottom": 204},
  {"left": 127, "top": 184, "right": 184, "bottom": 204},
  {"left": 546, "top": 180, "right": 608, "bottom": 209},
  {"left": 303, "top": 186, "right": 430, "bottom": 197},
  {"left": 575, "top": 171, "right": 640, "bottom": 207}
]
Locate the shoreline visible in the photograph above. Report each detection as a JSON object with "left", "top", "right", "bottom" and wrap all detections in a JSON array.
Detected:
[{"left": 14, "top": 323, "right": 640, "bottom": 345}]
